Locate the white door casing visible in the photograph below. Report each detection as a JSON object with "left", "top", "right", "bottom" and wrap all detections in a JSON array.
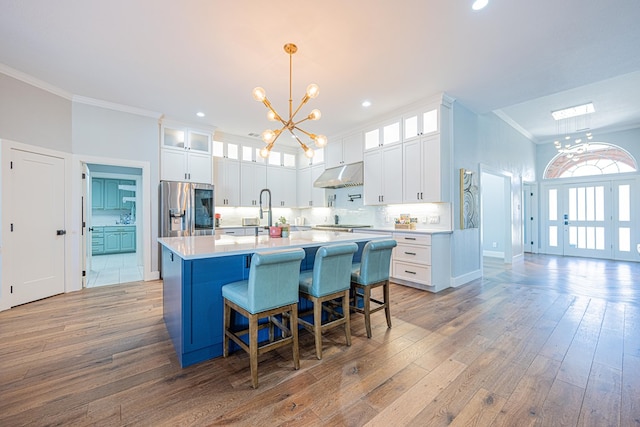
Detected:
[
  {"left": 9, "top": 149, "right": 65, "bottom": 306},
  {"left": 82, "top": 163, "right": 92, "bottom": 287}
]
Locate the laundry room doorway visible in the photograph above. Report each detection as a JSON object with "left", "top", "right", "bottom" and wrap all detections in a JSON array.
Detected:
[{"left": 84, "top": 163, "right": 143, "bottom": 287}]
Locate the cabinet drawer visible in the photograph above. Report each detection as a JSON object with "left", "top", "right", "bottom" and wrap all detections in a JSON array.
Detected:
[
  {"left": 393, "top": 261, "right": 431, "bottom": 285},
  {"left": 394, "top": 243, "right": 431, "bottom": 265},
  {"left": 215, "top": 228, "right": 246, "bottom": 236},
  {"left": 393, "top": 233, "right": 431, "bottom": 246}
]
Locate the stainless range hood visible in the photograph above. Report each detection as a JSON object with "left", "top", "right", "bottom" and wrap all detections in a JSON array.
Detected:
[{"left": 313, "top": 162, "right": 364, "bottom": 189}]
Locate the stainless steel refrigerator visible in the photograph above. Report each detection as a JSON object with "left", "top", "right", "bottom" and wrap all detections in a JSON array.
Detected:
[{"left": 159, "top": 181, "right": 215, "bottom": 237}]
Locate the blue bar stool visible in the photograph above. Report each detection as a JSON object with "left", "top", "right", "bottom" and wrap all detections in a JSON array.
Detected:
[
  {"left": 350, "top": 239, "right": 397, "bottom": 338},
  {"left": 222, "top": 248, "right": 305, "bottom": 388},
  {"left": 297, "top": 243, "right": 358, "bottom": 359}
]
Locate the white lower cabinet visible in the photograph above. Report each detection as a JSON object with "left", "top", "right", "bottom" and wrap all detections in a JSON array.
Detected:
[
  {"left": 215, "top": 227, "right": 245, "bottom": 236},
  {"left": 392, "top": 233, "right": 431, "bottom": 287},
  {"left": 215, "top": 226, "right": 269, "bottom": 236},
  {"left": 391, "top": 231, "right": 451, "bottom": 292}
]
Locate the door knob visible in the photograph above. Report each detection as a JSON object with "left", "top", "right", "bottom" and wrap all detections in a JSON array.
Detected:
[{"left": 56, "top": 229, "right": 67, "bottom": 235}]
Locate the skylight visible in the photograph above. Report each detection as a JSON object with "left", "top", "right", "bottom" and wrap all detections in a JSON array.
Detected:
[{"left": 551, "top": 102, "right": 595, "bottom": 120}]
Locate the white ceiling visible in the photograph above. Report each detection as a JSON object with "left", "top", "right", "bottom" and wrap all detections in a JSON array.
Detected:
[{"left": 2, "top": 0, "right": 640, "bottom": 146}]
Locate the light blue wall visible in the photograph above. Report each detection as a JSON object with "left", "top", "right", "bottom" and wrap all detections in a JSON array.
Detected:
[
  {"left": 451, "top": 103, "right": 482, "bottom": 278},
  {"left": 451, "top": 103, "right": 536, "bottom": 279}
]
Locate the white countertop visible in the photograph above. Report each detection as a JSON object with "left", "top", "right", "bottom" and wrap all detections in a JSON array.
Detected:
[{"left": 158, "top": 230, "right": 388, "bottom": 260}]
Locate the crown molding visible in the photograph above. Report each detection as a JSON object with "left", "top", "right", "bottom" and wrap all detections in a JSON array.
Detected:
[
  {"left": 73, "top": 95, "right": 162, "bottom": 119},
  {"left": 0, "top": 63, "right": 73, "bottom": 100},
  {"left": 1, "top": 63, "right": 163, "bottom": 119},
  {"left": 493, "top": 109, "right": 536, "bottom": 142}
]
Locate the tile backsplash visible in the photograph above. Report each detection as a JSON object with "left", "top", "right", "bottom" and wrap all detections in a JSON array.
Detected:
[{"left": 215, "top": 186, "right": 452, "bottom": 231}]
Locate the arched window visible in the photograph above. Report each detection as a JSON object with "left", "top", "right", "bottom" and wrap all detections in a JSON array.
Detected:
[{"left": 544, "top": 142, "right": 637, "bottom": 179}]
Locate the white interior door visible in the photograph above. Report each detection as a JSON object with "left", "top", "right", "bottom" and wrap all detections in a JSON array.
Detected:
[
  {"left": 9, "top": 149, "right": 65, "bottom": 306},
  {"left": 83, "top": 163, "right": 92, "bottom": 287}
]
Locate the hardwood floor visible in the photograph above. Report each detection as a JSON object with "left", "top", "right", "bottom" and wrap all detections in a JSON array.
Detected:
[{"left": 1, "top": 254, "right": 639, "bottom": 426}]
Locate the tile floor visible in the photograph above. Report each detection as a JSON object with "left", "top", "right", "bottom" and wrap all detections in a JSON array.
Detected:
[{"left": 87, "top": 252, "right": 143, "bottom": 287}]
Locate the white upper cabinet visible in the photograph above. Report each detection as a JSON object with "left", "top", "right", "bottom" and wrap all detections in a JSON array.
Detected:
[
  {"left": 364, "top": 118, "right": 401, "bottom": 151},
  {"left": 240, "top": 161, "right": 267, "bottom": 207},
  {"left": 403, "top": 134, "right": 441, "bottom": 203},
  {"left": 402, "top": 96, "right": 452, "bottom": 202},
  {"left": 297, "top": 164, "right": 325, "bottom": 208},
  {"left": 162, "top": 127, "right": 211, "bottom": 154},
  {"left": 267, "top": 166, "right": 297, "bottom": 207},
  {"left": 403, "top": 107, "right": 439, "bottom": 142},
  {"left": 363, "top": 144, "right": 403, "bottom": 205},
  {"left": 297, "top": 147, "right": 324, "bottom": 168},
  {"left": 326, "top": 132, "right": 363, "bottom": 168},
  {"left": 161, "top": 124, "right": 213, "bottom": 183},
  {"left": 214, "top": 157, "right": 240, "bottom": 206}
]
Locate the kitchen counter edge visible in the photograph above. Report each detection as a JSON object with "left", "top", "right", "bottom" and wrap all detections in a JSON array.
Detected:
[{"left": 158, "top": 230, "right": 388, "bottom": 260}]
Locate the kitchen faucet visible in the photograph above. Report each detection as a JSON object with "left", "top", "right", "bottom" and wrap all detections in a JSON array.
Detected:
[{"left": 259, "top": 188, "right": 273, "bottom": 227}]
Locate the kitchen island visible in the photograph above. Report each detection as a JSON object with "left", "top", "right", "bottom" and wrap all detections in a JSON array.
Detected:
[{"left": 159, "top": 230, "right": 389, "bottom": 367}]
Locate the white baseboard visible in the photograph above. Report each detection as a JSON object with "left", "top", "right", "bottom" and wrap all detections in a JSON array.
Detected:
[
  {"left": 145, "top": 270, "right": 160, "bottom": 281},
  {"left": 452, "top": 269, "right": 482, "bottom": 287},
  {"left": 483, "top": 250, "right": 504, "bottom": 258}
]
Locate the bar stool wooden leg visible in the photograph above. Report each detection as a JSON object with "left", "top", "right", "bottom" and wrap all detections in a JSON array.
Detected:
[
  {"left": 384, "top": 280, "right": 392, "bottom": 329},
  {"left": 290, "top": 304, "right": 300, "bottom": 370},
  {"left": 363, "top": 285, "right": 372, "bottom": 338},
  {"left": 342, "top": 290, "right": 351, "bottom": 346},
  {"left": 313, "top": 298, "right": 323, "bottom": 359},
  {"left": 249, "top": 314, "right": 259, "bottom": 389},
  {"left": 223, "top": 301, "right": 230, "bottom": 357}
]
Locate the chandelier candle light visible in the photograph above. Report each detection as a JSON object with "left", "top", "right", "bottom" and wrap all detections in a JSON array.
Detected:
[{"left": 252, "top": 43, "right": 327, "bottom": 159}]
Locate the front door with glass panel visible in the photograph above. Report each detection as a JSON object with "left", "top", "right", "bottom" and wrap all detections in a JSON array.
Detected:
[
  {"left": 544, "top": 179, "right": 637, "bottom": 261},
  {"left": 563, "top": 182, "right": 610, "bottom": 258}
]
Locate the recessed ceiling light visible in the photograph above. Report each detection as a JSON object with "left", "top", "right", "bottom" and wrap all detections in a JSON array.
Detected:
[
  {"left": 472, "top": 0, "right": 488, "bottom": 10},
  {"left": 196, "top": 112, "right": 205, "bottom": 117},
  {"left": 362, "top": 100, "right": 371, "bottom": 107},
  {"left": 551, "top": 102, "right": 595, "bottom": 120}
]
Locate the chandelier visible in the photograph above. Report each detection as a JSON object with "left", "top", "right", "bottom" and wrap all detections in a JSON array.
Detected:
[
  {"left": 252, "top": 43, "right": 327, "bottom": 159},
  {"left": 552, "top": 103, "right": 594, "bottom": 161}
]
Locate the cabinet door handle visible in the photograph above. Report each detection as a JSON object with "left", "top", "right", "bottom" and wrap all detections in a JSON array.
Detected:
[
  {"left": 404, "top": 251, "right": 417, "bottom": 255},
  {"left": 404, "top": 237, "right": 417, "bottom": 241},
  {"left": 404, "top": 270, "right": 417, "bottom": 275}
]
